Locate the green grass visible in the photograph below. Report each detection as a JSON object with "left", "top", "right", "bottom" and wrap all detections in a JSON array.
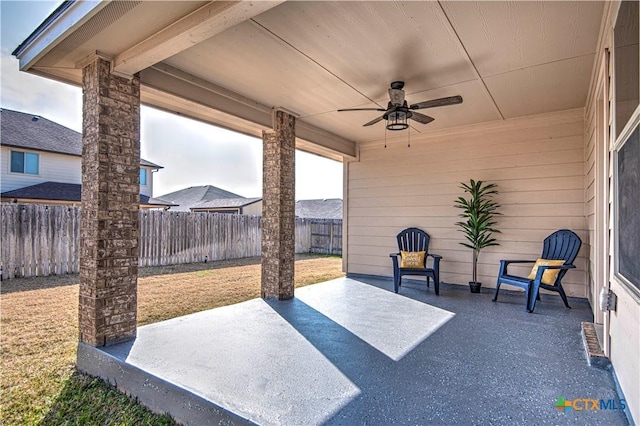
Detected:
[
  {"left": 40, "top": 373, "right": 175, "bottom": 425},
  {"left": 1, "top": 254, "right": 344, "bottom": 425}
]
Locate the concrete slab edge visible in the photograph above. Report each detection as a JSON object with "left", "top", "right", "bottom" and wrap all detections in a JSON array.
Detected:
[
  {"left": 580, "top": 321, "right": 611, "bottom": 370},
  {"left": 76, "top": 342, "right": 254, "bottom": 426}
]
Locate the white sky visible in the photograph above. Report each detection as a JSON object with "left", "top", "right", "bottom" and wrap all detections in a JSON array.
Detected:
[{"left": 0, "top": 1, "right": 343, "bottom": 200}]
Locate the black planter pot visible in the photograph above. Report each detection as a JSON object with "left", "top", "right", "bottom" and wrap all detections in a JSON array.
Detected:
[{"left": 469, "top": 282, "right": 482, "bottom": 293}]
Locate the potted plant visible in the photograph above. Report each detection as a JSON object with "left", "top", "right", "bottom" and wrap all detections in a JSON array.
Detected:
[{"left": 454, "top": 179, "right": 501, "bottom": 293}]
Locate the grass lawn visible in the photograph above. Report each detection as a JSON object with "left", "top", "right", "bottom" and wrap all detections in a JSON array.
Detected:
[{"left": 1, "top": 254, "right": 344, "bottom": 425}]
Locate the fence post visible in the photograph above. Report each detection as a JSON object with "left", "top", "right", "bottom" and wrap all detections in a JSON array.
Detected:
[{"left": 1, "top": 204, "right": 343, "bottom": 279}]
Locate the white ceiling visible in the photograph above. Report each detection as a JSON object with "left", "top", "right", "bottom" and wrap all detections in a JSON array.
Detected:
[{"left": 19, "top": 0, "right": 605, "bottom": 156}]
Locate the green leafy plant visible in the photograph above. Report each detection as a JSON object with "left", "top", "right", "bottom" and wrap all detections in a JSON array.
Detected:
[{"left": 454, "top": 179, "right": 501, "bottom": 284}]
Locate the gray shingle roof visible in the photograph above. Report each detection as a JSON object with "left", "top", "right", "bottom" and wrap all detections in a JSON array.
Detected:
[
  {"left": 158, "top": 185, "right": 247, "bottom": 211},
  {"left": 0, "top": 182, "right": 176, "bottom": 207},
  {"left": 295, "top": 199, "right": 343, "bottom": 219},
  {"left": 0, "top": 108, "right": 162, "bottom": 168},
  {"left": 191, "top": 197, "right": 262, "bottom": 210}
]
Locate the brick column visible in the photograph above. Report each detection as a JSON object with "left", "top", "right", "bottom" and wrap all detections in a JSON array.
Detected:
[
  {"left": 261, "top": 110, "right": 295, "bottom": 300},
  {"left": 79, "top": 58, "right": 140, "bottom": 346}
]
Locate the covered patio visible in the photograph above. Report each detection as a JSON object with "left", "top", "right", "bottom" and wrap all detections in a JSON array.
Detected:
[
  {"left": 12, "top": 1, "right": 639, "bottom": 424},
  {"left": 78, "top": 276, "right": 627, "bottom": 425}
]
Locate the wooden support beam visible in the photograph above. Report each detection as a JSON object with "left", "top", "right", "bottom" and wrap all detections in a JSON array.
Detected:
[
  {"left": 140, "top": 64, "right": 357, "bottom": 159},
  {"left": 113, "top": 1, "right": 284, "bottom": 77}
]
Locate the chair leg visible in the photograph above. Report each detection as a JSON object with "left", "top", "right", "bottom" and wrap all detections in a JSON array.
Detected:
[
  {"left": 527, "top": 282, "right": 539, "bottom": 313},
  {"left": 557, "top": 285, "right": 571, "bottom": 309},
  {"left": 492, "top": 281, "right": 501, "bottom": 302},
  {"left": 426, "top": 276, "right": 430, "bottom": 288},
  {"left": 434, "top": 277, "right": 439, "bottom": 296},
  {"left": 394, "top": 275, "right": 401, "bottom": 293}
]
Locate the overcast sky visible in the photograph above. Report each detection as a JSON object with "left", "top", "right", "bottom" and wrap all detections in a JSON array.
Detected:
[{"left": 0, "top": 1, "right": 343, "bottom": 200}]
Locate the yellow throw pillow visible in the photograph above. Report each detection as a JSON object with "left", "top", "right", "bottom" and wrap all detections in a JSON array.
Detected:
[
  {"left": 400, "top": 251, "right": 426, "bottom": 268},
  {"left": 528, "top": 258, "right": 565, "bottom": 285}
]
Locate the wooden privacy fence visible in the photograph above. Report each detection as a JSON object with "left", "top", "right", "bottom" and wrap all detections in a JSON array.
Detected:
[
  {"left": 1, "top": 204, "right": 342, "bottom": 280},
  {"left": 309, "top": 219, "right": 342, "bottom": 255}
]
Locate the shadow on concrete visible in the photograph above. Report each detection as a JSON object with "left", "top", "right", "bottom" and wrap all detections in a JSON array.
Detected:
[{"left": 271, "top": 278, "right": 629, "bottom": 425}]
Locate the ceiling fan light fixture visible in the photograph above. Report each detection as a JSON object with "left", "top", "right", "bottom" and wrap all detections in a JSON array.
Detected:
[
  {"left": 338, "top": 81, "right": 462, "bottom": 132},
  {"left": 386, "top": 110, "right": 411, "bottom": 131}
]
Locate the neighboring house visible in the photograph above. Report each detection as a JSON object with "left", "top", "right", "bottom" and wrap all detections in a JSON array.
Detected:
[
  {"left": 0, "top": 182, "right": 173, "bottom": 209},
  {"left": 0, "top": 108, "right": 174, "bottom": 209},
  {"left": 159, "top": 185, "right": 262, "bottom": 215},
  {"left": 295, "top": 199, "right": 343, "bottom": 220}
]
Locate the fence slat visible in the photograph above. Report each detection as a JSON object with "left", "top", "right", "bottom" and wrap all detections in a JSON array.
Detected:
[{"left": 0, "top": 204, "right": 341, "bottom": 279}]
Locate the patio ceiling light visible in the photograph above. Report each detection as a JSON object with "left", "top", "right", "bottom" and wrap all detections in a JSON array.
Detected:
[{"left": 384, "top": 108, "right": 412, "bottom": 131}]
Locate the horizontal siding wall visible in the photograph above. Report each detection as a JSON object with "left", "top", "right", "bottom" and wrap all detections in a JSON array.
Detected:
[
  {"left": 0, "top": 147, "right": 81, "bottom": 192},
  {"left": 347, "top": 109, "right": 588, "bottom": 297}
]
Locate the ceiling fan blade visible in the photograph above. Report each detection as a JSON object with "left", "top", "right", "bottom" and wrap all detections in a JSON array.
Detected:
[
  {"left": 410, "top": 95, "right": 463, "bottom": 110},
  {"left": 338, "top": 107, "right": 387, "bottom": 112},
  {"left": 363, "top": 115, "right": 385, "bottom": 127},
  {"left": 410, "top": 112, "right": 435, "bottom": 125}
]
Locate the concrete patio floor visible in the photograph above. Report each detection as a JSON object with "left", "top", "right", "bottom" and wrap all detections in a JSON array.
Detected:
[{"left": 78, "top": 277, "right": 629, "bottom": 425}]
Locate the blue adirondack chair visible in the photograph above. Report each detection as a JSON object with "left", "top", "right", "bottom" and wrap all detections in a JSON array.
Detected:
[
  {"left": 492, "top": 229, "right": 582, "bottom": 313},
  {"left": 389, "top": 228, "right": 442, "bottom": 295}
]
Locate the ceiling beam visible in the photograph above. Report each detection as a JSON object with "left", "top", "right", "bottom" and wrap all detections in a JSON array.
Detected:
[
  {"left": 140, "top": 63, "right": 356, "bottom": 159},
  {"left": 113, "top": 1, "right": 285, "bottom": 77}
]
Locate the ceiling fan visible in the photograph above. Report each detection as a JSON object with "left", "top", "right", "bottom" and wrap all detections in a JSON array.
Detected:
[{"left": 338, "top": 81, "right": 463, "bottom": 130}]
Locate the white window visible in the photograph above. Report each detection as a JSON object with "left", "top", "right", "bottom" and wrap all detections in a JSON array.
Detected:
[{"left": 10, "top": 150, "right": 39, "bottom": 175}]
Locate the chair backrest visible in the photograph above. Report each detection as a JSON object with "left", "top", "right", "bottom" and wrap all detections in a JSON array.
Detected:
[
  {"left": 541, "top": 229, "right": 582, "bottom": 284},
  {"left": 397, "top": 228, "right": 430, "bottom": 253}
]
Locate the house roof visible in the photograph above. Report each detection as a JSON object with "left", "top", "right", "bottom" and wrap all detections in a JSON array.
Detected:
[
  {"left": 0, "top": 182, "right": 176, "bottom": 207},
  {"left": 295, "top": 199, "right": 343, "bottom": 220},
  {"left": 190, "top": 197, "right": 262, "bottom": 210},
  {"left": 158, "top": 185, "right": 248, "bottom": 212},
  {"left": 0, "top": 108, "right": 162, "bottom": 169}
]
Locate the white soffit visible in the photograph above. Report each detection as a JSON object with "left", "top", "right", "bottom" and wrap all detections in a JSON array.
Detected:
[
  {"left": 485, "top": 54, "right": 596, "bottom": 119},
  {"left": 442, "top": 1, "right": 604, "bottom": 76},
  {"left": 251, "top": 1, "right": 477, "bottom": 102},
  {"left": 16, "top": 0, "right": 608, "bottom": 151},
  {"left": 37, "top": 2, "right": 207, "bottom": 68},
  {"left": 164, "top": 20, "right": 367, "bottom": 118}
]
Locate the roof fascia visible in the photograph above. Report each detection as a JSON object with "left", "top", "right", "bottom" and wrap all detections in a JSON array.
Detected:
[{"left": 12, "top": 0, "right": 107, "bottom": 71}]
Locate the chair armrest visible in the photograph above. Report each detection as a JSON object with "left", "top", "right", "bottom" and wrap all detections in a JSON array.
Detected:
[
  {"left": 427, "top": 253, "right": 442, "bottom": 270},
  {"left": 390, "top": 253, "right": 400, "bottom": 273},
  {"left": 501, "top": 259, "right": 536, "bottom": 266},
  {"left": 499, "top": 259, "right": 536, "bottom": 277},
  {"left": 537, "top": 264, "right": 575, "bottom": 270},
  {"left": 533, "top": 264, "right": 576, "bottom": 285}
]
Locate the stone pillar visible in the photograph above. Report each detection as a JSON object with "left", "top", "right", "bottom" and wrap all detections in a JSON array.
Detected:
[
  {"left": 79, "top": 58, "right": 140, "bottom": 346},
  {"left": 261, "top": 110, "right": 296, "bottom": 300}
]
